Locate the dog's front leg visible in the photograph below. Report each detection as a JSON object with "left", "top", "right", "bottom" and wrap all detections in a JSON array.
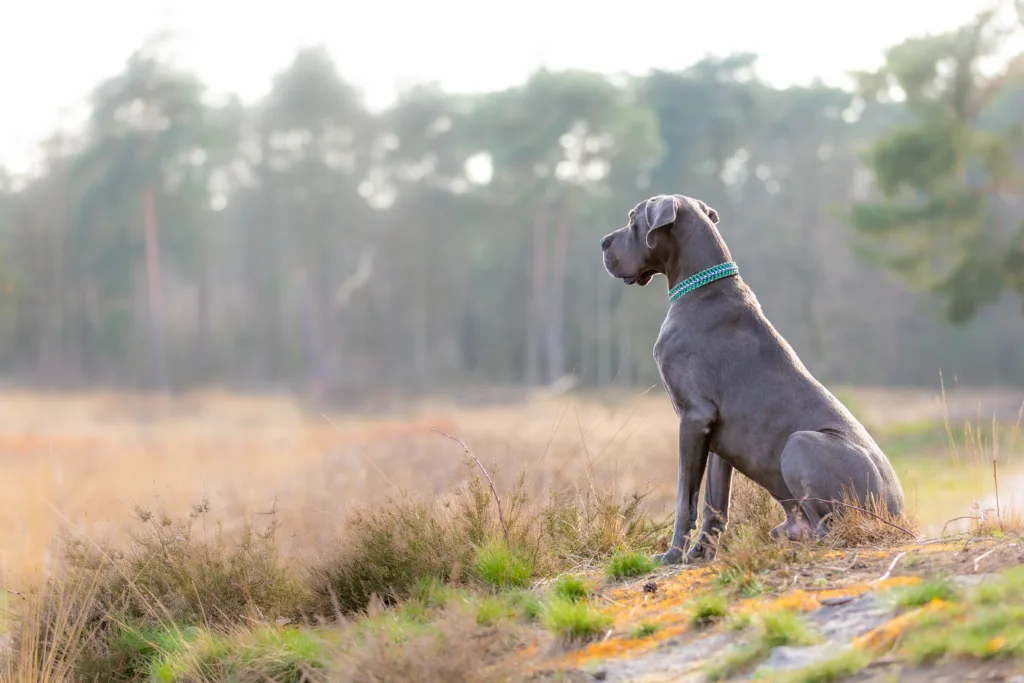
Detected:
[
  {"left": 686, "top": 453, "right": 733, "bottom": 562},
  {"left": 654, "top": 417, "right": 712, "bottom": 565}
]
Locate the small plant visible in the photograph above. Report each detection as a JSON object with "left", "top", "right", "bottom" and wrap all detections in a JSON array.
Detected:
[
  {"left": 147, "top": 626, "right": 329, "bottom": 683},
  {"left": 738, "top": 576, "right": 766, "bottom": 598},
  {"left": 726, "top": 613, "right": 753, "bottom": 632},
  {"left": 552, "top": 575, "right": 589, "bottom": 602},
  {"left": 475, "top": 541, "right": 534, "bottom": 590},
  {"left": 892, "top": 579, "right": 960, "bottom": 609},
  {"left": 705, "top": 610, "right": 819, "bottom": 681},
  {"left": 689, "top": 592, "right": 729, "bottom": 628},
  {"left": 758, "top": 647, "right": 871, "bottom": 683},
  {"left": 630, "top": 622, "right": 660, "bottom": 639},
  {"left": 605, "top": 550, "right": 656, "bottom": 580},
  {"left": 505, "top": 589, "right": 543, "bottom": 621},
  {"left": 410, "top": 577, "right": 464, "bottom": 610},
  {"left": 899, "top": 568, "right": 1024, "bottom": 664},
  {"left": 716, "top": 567, "right": 765, "bottom": 596},
  {"left": 759, "top": 610, "right": 819, "bottom": 648},
  {"left": 541, "top": 598, "right": 613, "bottom": 645},
  {"left": 475, "top": 595, "right": 515, "bottom": 626}
]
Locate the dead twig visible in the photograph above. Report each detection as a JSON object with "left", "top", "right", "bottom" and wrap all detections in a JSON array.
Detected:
[
  {"left": 433, "top": 429, "right": 510, "bottom": 547},
  {"left": 2, "top": 585, "right": 26, "bottom": 602},
  {"left": 973, "top": 545, "right": 1003, "bottom": 573},
  {"left": 941, "top": 516, "right": 983, "bottom": 538},
  {"left": 873, "top": 551, "right": 907, "bottom": 583},
  {"left": 779, "top": 497, "right": 918, "bottom": 539}
]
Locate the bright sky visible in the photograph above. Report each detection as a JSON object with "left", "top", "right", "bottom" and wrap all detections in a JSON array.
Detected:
[{"left": 0, "top": 0, "right": 999, "bottom": 174}]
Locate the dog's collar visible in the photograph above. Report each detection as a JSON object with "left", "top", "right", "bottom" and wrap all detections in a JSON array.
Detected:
[{"left": 668, "top": 262, "right": 739, "bottom": 302}]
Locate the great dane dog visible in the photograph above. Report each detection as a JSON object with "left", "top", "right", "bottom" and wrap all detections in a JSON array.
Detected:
[{"left": 600, "top": 194, "right": 905, "bottom": 565}]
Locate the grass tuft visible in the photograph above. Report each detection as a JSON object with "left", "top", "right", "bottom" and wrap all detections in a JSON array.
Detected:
[
  {"left": 604, "top": 550, "right": 656, "bottom": 580},
  {"left": 541, "top": 598, "right": 613, "bottom": 646},
  {"left": 688, "top": 592, "right": 729, "bottom": 628},
  {"left": 475, "top": 541, "right": 534, "bottom": 591},
  {"left": 630, "top": 622, "right": 660, "bottom": 639},
  {"left": 705, "top": 610, "right": 819, "bottom": 681},
  {"left": 551, "top": 575, "right": 589, "bottom": 603},
  {"left": 899, "top": 567, "right": 1024, "bottom": 664},
  {"left": 757, "top": 647, "right": 871, "bottom": 683},
  {"left": 891, "top": 579, "right": 960, "bottom": 609}
]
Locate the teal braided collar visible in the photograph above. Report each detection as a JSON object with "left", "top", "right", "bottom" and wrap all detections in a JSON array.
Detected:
[{"left": 668, "top": 262, "right": 739, "bottom": 302}]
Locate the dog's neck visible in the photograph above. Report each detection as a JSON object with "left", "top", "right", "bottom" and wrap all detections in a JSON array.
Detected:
[{"left": 661, "top": 220, "right": 734, "bottom": 291}]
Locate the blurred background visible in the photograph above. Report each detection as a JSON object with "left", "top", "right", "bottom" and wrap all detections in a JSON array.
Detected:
[{"left": 0, "top": 0, "right": 1023, "bottom": 586}]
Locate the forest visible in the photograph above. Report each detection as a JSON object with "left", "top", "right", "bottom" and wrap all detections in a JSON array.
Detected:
[{"left": 1, "top": 6, "right": 1022, "bottom": 398}]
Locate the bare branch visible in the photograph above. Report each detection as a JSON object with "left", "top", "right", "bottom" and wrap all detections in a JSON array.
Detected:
[
  {"left": 433, "top": 429, "right": 510, "bottom": 547},
  {"left": 874, "top": 551, "right": 907, "bottom": 583}
]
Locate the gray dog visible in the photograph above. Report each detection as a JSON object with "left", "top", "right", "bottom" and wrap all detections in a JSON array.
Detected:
[{"left": 600, "top": 193, "right": 905, "bottom": 565}]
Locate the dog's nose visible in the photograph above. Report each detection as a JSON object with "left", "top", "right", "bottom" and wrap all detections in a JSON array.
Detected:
[{"left": 600, "top": 235, "right": 613, "bottom": 251}]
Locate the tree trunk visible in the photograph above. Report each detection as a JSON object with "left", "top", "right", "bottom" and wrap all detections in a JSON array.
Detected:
[
  {"left": 526, "top": 198, "right": 548, "bottom": 385},
  {"left": 545, "top": 192, "right": 574, "bottom": 383},
  {"left": 196, "top": 236, "right": 212, "bottom": 378},
  {"left": 141, "top": 185, "right": 168, "bottom": 391},
  {"left": 596, "top": 279, "right": 612, "bottom": 386}
]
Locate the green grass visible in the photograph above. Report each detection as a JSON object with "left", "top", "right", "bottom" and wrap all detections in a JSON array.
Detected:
[
  {"left": 78, "top": 623, "right": 331, "bottom": 683},
  {"left": 726, "top": 613, "right": 753, "bottom": 632},
  {"left": 630, "top": 622, "right": 660, "bottom": 639},
  {"left": 475, "top": 595, "right": 516, "bottom": 626},
  {"left": 541, "top": 598, "right": 613, "bottom": 644},
  {"left": 688, "top": 592, "right": 729, "bottom": 628},
  {"left": 474, "top": 541, "right": 534, "bottom": 590},
  {"left": 898, "top": 566, "right": 1024, "bottom": 664},
  {"left": 755, "top": 647, "right": 871, "bottom": 683},
  {"left": 604, "top": 550, "right": 656, "bottom": 580},
  {"left": 716, "top": 568, "right": 766, "bottom": 597},
  {"left": 505, "top": 589, "right": 543, "bottom": 621},
  {"left": 552, "top": 575, "right": 589, "bottom": 602},
  {"left": 705, "top": 611, "right": 820, "bottom": 681},
  {"left": 410, "top": 577, "right": 466, "bottom": 610},
  {"left": 891, "top": 579, "right": 960, "bottom": 609}
]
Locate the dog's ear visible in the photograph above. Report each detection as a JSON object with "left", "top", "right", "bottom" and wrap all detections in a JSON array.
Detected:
[
  {"left": 644, "top": 195, "right": 682, "bottom": 249},
  {"left": 697, "top": 199, "right": 720, "bottom": 225}
]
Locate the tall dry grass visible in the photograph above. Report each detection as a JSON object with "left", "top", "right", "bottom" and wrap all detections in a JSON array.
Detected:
[{"left": 2, "top": 386, "right": 1022, "bottom": 589}]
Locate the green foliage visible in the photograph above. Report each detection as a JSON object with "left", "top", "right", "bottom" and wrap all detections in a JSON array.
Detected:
[
  {"left": 630, "top": 622, "right": 660, "bottom": 639},
  {"left": 540, "top": 598, "right": 613, "bottom": 645},
  {"left": 757, "top": 648, "right": 871, "bottom": 683},
  {"left": 76, "top": 623, "right": 330, "bottom": 683},
  {"left": 899, "top": 566, "right": 1024, "bottom": 664},
  {"left": 850, "top": 8, "right": 1024, "bottom": 325},
  {"left": 552, "top": 575, "right": 590, "bottom": 603},
  {"left": 307, "top": 494, "right": 476, "bottom": 614},
  {"left": 604, "top": 550, "right": 657, "bottom": 580},
  {"left": 688, "top": 592, "right": 730, "bottom": 628},
  {"left": 475, "top": 541, "right": 535, "bottom": 591},
  {"left": 705, "top": 610, "right": 820, "bottom": 681},
  {"left": 891, "top": 579, "right": 961, "bottom": 609},
  {"left": 475, "top": 595, "right": 516, "bottom": 626}
]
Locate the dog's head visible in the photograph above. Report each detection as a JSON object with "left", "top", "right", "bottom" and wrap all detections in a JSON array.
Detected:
[{"left": 600, "top": 194, "right": 720, "bottom": 286}]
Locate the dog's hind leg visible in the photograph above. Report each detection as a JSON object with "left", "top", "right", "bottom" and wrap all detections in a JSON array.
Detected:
[{"left": 775, "top": 431, "right": 881, "bottom": 540}]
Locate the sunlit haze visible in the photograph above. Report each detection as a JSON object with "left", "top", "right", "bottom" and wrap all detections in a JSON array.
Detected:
[{"left": 0, "top": 0, "right": 998, "bottom": 173}]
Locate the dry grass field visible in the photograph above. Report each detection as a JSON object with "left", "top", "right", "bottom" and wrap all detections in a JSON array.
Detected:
[{"left": 0, "top": 385, "right": 1022, "bottom": 590}]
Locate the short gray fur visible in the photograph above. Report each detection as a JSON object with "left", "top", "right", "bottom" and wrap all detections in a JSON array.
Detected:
[{"left": 599, "top": 194, "right": 905, "bottom": 564}]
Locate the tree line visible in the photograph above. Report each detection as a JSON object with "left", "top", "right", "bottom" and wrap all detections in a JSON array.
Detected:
[{"left": 0, "top": 6, "right": 1022, "bottom": 399}]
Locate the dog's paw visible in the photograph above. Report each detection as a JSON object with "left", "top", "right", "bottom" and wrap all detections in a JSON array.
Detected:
[
  {"left": 653, "top": 550, "right": 684, "bottom": 566},
  {"left": 685, "top": 544, "right": 716, "bottom": 564}
]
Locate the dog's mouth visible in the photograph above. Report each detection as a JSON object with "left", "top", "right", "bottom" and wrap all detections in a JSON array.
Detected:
[{"left": 623, "top": 270, "right": 657, "bottom": 286}]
